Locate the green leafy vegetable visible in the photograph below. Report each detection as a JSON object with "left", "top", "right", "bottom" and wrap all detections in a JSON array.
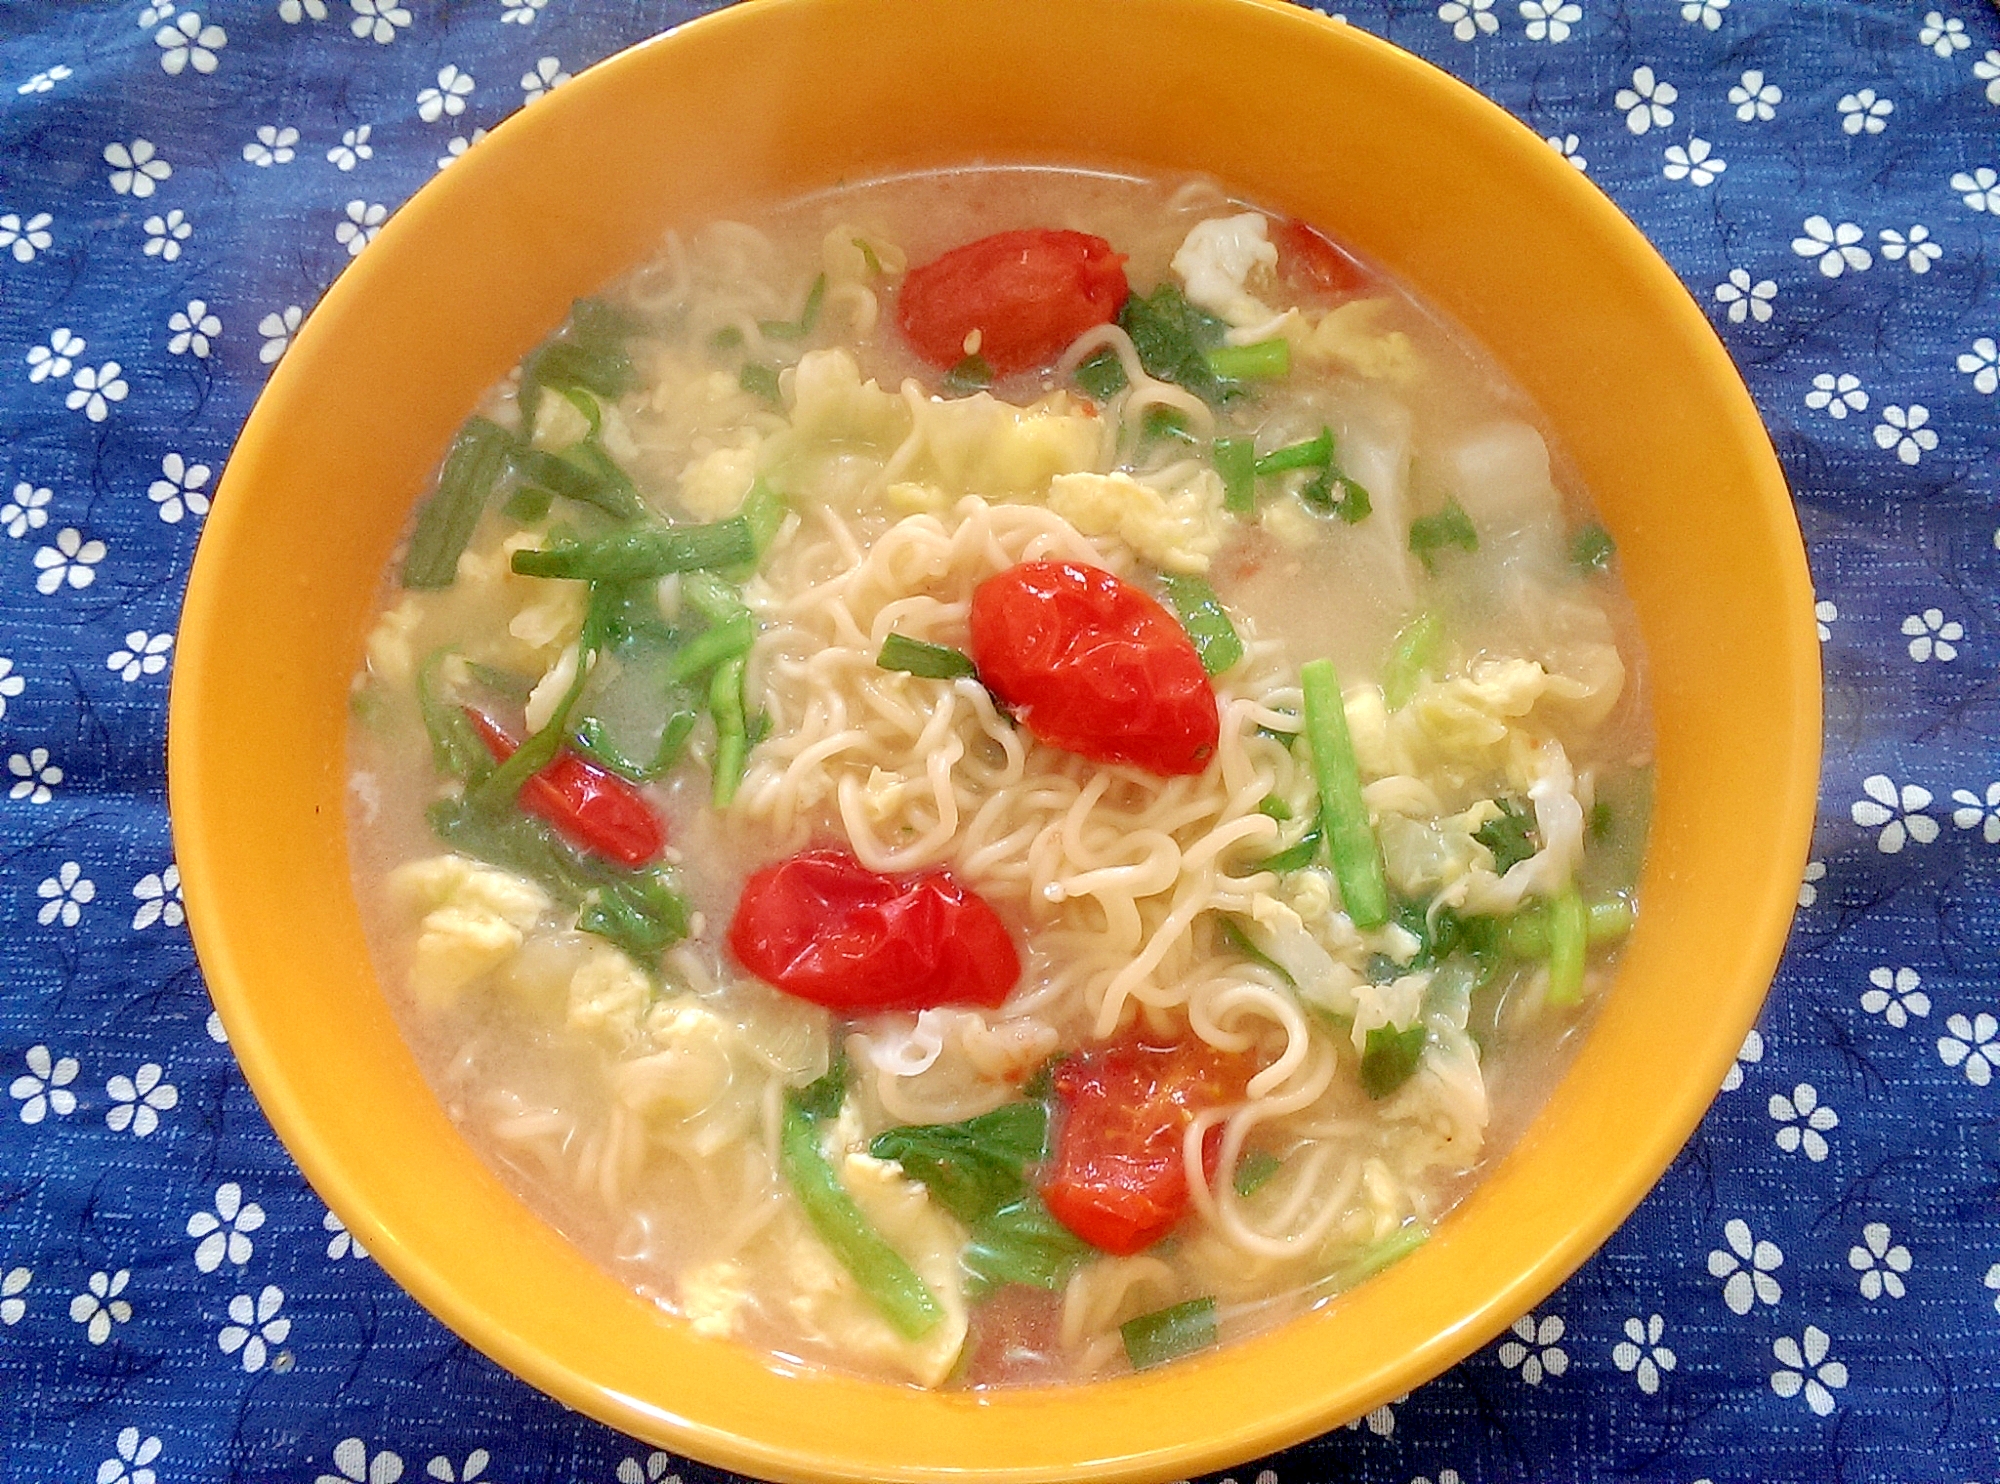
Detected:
[
  {"left": 1119, "top": 283, "right": 1234, "bottom": 405},
  {"left": 1073, "top": 347, "right": 1129, "bottom": 400},
  {"left": 1326, "top": 474, "right": 1372, "bottom": 523},
  {"left": 1233, "top": 1150, "right": 1283, "bottom": 1199},
  {"left": 1213, "top": 435, "right": 1257, "bottom": 515},
  {"left": 943, "top": 353, "right": 993, "bottom": 395},
  {"left": 403, "top": 418, "right": 514, "bottom": 589},
  {"left": 415, "top": 653, "right": 490, "bottom": 780},
  {"left": 1475, "top": 797, "right": 1539, "bottom": 875},
  {"left": 1204, "top": 337, "right": 1291, "bottom": 381},
  {"left": 1301, "top": 657, "right": 1391, "bottom": 929},
  {"left": 708, "top": 653, "right": 750, "bottom": 808},
  {"left": 1121, "top": 1297, "right": 1218, "bottom": 1371},
  {"left": 1158, "top": 573, "right": 1244, "bottom": 676},
  {"left": 1381, "top": 612, "right": 1443, "bottom": 711},
  {"left": 1258, "top": 822, "right": 1323, "bottom": 874},
  {"left": 1409, "top": 499, "right": 1479, "bottom": 574},
  {"left": 1217, "top": 915, "right": 1295, "bottom": 987},
  {"left": 739, "top": 361, "right": 782, "bottom": 405},
  {"left": 1257, "top": 795, "right": 1292, "bottom": 822},
  {"left": 961, "top": 1193, "right": 1090, "bottom": 1298},
  {"left": 1141, "top": 405, "right": 1196, "bottom": 446},
  {"left": 869, "top": 1102, "right": 1049, "bottom": 1227},
  {"left": 1253, "top": 428, "right": 1333, "bottom": 477},
  {"left": 568, "top": 715, "right": 654, "bottom": 782},
  {"left": 511, "top": 518, "right": 755, "bottom": 582},
  {"left": 1359, "top": 1022, "right": 1427, "bottom": 1099},
  {"left": 793, "top": 1046, "right": 850, "bottom": 1123},
  {"left": 1334, "top": 1221, "right": 1428, "bottom": 1285},
  {"left": 665, "top": 610, "right": 754, "bottom": 685},
  {"left": 759, "top": 274, "right": 826, "bottom": 341},
  {"left": 878, "top": 632, "right": 979, "bottom": 681},
  {"left": 1570, "top": 521, "right": 1616, "bottom": 573}
]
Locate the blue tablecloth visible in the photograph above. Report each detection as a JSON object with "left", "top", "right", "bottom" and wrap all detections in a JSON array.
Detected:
[{"left": 1, "top": 2, "right": 1995, "bottom": 1480}]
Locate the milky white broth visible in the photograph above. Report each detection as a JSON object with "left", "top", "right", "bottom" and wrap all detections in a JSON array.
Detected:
[{"left": 345, "top": 167, "right": 1651, "bottom": 1389}]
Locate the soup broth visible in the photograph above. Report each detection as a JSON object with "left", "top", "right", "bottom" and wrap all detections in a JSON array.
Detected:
[{"left": 347, "top": 167, "right": 1651, "bottom": 1388}]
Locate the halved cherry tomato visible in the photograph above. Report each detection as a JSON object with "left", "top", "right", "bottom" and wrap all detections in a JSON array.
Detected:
[
  {"left": 465, "top": 709, "right": 665, "bottom": 868},
  {"left": 898, "top": 229, "right": 1130, "bottom": 376},
  {"left": 1041, "top": 1035, "right": 1252, "bottom": 1256},
  {"left": 728, "top": 848, "right": 1021, "bottom": 1012},
  {"left": 969, "top": 561, "right": 1219, "bottom": 777},
  {"left": 1274, "top": 217, "right": 1370, "bottom": 301}
]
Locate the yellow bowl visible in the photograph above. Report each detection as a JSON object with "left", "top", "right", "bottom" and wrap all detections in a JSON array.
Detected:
[{"left": 169, "top": 0, "right": 1819, "bottom": 1479}]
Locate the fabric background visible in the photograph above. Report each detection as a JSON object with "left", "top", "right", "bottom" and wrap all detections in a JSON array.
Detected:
[{"left": 0, "top": 2, "right": 1995, "bottom": 1481}]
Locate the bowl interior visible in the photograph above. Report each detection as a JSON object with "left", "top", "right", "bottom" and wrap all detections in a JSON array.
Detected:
[{"left": 169, "top": 1, "right": 1819, "bottom": 1480}]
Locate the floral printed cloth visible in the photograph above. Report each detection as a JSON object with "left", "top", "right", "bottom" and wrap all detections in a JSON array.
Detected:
[{"left": 0, "top": 2, "right": 1995, "bottom": 1482}]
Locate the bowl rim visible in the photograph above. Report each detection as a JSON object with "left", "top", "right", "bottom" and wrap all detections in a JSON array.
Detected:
[{"left": 170, "top": 1, "right": 1821, "bottom": 1479}]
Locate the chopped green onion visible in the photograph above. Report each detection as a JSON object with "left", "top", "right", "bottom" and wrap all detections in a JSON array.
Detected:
[
  {"left": 1570, "top": 521, "right": 1617, "bottom": 573},
  {"left": 779, "top": 1095, "right": 942, "bottom": 1341},
  {"left": 737, "top": 479, "right": 788, "bottom": 560},
  {"left": 1381, "top": 612, "right": 1443, "bottom": 711},
  {"left": 1254, "top": 427, "right": 1333, "bottom": 476},
  {"left": 1588, "top": 892, "right": 1635, "bottom": 944},
  {"left": 1301, "top": 658, "right": 1391, "bottom": 929},
  {"left": 1233, "top": 1149, "right": 1284, "bottom": 1199},
  {"left": 1546, "top": 885, "right": 1587, "bottom": 1006},
  {"left": 943, "top": 353, "right": 993, "bottom": 394},
  {"left": 1158, "top": 573, "right": 1244, "bottom": 676},
  {"left": 1259, "top": 822, "right": 1323, "bottom": 874},
  {"left": 1121, "top": 1297, "right": 1217, "bottom": 1371},
  {"left": 511, "top": 518, "right": 755, "bottom": 582},
  {"left": 878, "top": 632, "right": 978, "bottom": 681},
  {"left": 1073, "top": 347, "right": 1129, "bottom": 400},
  {"left": 1336, "top": 1221, "right": 1428, "bottom": 1285},
  {"left": 1359, "top": 1022, "right": 1427, "bottom": 1099},
  {"left": 1475, "top": 797, "right": 1539, "bottom": 875},
  {"left": 709, "top": 325, "right": 745, "bottom": 352},
  {"left": 1142, "top": 405, "right": 1196, "bottom": 446},
  {"left": 1213, "top": 435, "right": 1257, "bottom": 515},
  {"left": 1409, "top": 499, "right": 1478, "bottom": 574},
  {"left": 709, "top": 653, "right": 750, "bottom": 808},
  {"left": 403, "top": 418, "right": 513, "bottom": 589},
  {"left": 502, "top": 485, "right": 553, "bottom": 524},
  {"left": 854, "top": 239, "right": 884, "bottom": 276},
  {"left": 650, "top": 707, "right": 699, "bottom": 774},
  {"left": 1257, "top": 795, "right": 1292, "bottom": 822},
  {"left": 1328, "top": 473, "right": 1372, "bottom": 523},
  {"left": 1218, "top": 915, "right": 1295, "bottom": 987},
  {"left": 760, "top": 274, "right": 826, "bottom": 341},
  {"left": 556, "top": 384, "right": 603, "bottom": 440},
  {"left": 665, "top": 609, "right": 754, "bottom": 685},
  {"left": 510, "top": 444, "right": 645, "bottom": 522},
  {"left": 739, "top": 362, "right": 782, "bottom": 405},
  {"left": 415, "top": 653, "right": 489, "bottom": 780},
  {"left": 679, "top": 569, "right": 748, "bottom": 625},
  {"left": 1204, "top": 337, "right": 1291, "bottom": 381}
]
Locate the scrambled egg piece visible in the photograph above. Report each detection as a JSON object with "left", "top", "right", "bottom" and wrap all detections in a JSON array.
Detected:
[
  {"left": 907, "top": 389, "right": 1104, "bottom": 499},
  {"left": 530, "top": 391, "right": 591, "bottom": 453},
  {"left": 1172, "top": 213, "right": 1280, "bottom": 328},
  {"left": 388, "top": 855, "right": 550, "bottom": 1010},
  {"left": 566, "top": 947, "right": 651, "bottom": 1041},
  {"left": 1296, "top": 299, "right": 1422, "bottom": 386},
  {"left": 618, "top": 997, "right": 736, "bottom": 1117},
  {"left": 1046, "top": 468, "right": 1227, "bottom": 574},
  {"left": 679, "top": 1258, "right": 751, "bottom": 1340},
  {"left": 785, "top": 348, "right": 909, "bottom": 448},
  {"left": 364, "top": 595, "right": 424, "bottom": 687},
  {"left": 676, "top": 441, "right": 759, "bottom": 520}
]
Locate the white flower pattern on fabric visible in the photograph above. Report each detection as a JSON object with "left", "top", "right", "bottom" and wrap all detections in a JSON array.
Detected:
[
  {"left": 108, "top": 630, "right": 173, "bottom": 682},
  {"left": 1714, "top": 268, "right": 1775, "bottom": 322},
  {"left": 328, "top": 125, "right": 373, "bottom": 171},
  {"left": 206, "top": 1010, "right": 228, "bottom": 1043},
  {"left": 105, "top": 1064, "right": 178, "bottom": 1137},
  {"left": 1437, "top": 0, "right": 1498, "bottom": 41},
  {"left": 17, "top": 65, "right": 73, "bottom": 94},
  {"left": 1519, "top": 0, "right": 1578, "bottom": 41},
  {"left": 1952, "top": 167, "right": 2000, "bottom": 213},
  {"left": 105, "top": 140, "right": 171, "bottom": 197},
  {"left": 1721, "top": 1028, "right": 1765, "bottom": 1091},
  {"left": 133, "top": 865, "right": 184, "bottom": 929},
  {"left": 218, "top": 1284, "right": 289, "bottom": 1371},
  {"left": 323, "top": 1208, "right": 369, "bottom": 1260},
  {"left": 188, "top": 1183, "right": 264, "bottom": 1271},
  {"left": 138, "top": 3, "right": 175, "bottom": 27},
  {"left": 1873, "top": 404, "right": 1937, "bottom": 465},
  {"left": 1680, "top": 0, "right": 1726, "bottom": 32},
  {"left": 1612, "top": 1314, "right": 1676, "bottom": 1393},
  {"left": 1815, "top": 598, "right": 1838, "bottom": 640},
  {"left": 3, "top": 483, "right": 51, "bottom": 538},
  {"left": 36, "top": 861, "right": 94, "bottom": 926},
  {"left": 150, "top": 452, "right": 212, "bottom": 522},
  {"left": 9, "top": 748, "right": 62, "bottom": 802},
  {"left": 1987, "top": 1263, "right": 2000, "bottom": 1314},
  {"left": 1496, "top": 1313, "right": 1568, "bottom": 1384},
  {"left": 613, "top": 1453, "right": 679, "bottom": 1484},
  {"left": 1950, "top": 783, "right": 2000, "bottom": 843},
  {"left": 1806, "top": 372, "right": 1867, "bottom": 418},
  {"left": 1958, "top": 337, "right": 1998, "bottom": 394},
  {"left": 0, "top": 656, "right": 21, "bottom": 717},
  {"left": 336, "top": 199, "right": 386, "bottom": 256},
  {"left": 424, "top": 1451, "right": 490, "bottom": 1482},
  {"left": 1730, "top": 69, "right": 1780, "bottom": 122},
  {"left": 1847, "top": 1223, "right": 1911, "bottom": 1299},
  {"left": 70, "top": 1269, "right": 132, "bottom": 1344},
  {"left": 1852, "top": 774, "right": 1935, "bottom": 853},
  {"left": 67, "top": 363, "right": 128, "bottom": 422},
  {"left": 281, "top": 0, "right": 329, "bottom": 20},
  {"left": 1861, "top": 966, "right": 1930, "bottom": 1027},
  {"left": 0, "top": 212, "right": 54, "bottom": 263},
  {"left": 1976, "top": 51, "right": 2000, "bottom": 107},
  {"left": 1616, "top": 66, "right": 1676, "bottom": 133},
  {"left": 168, "top": 299, "right": 220, "bottom": 359},
  {"left": 521, "top": 56, "right": 569, "bottom": 102},
  {"left": 1878, "top": 225, "right": 1940, "bottom": 273},
  {"left": 35, "top": 526, "right": 106, "bottom": 587},
  {"left": 243, "top": 124, "right": 298, "bottom": 166},
  {"left": 350, "top": 0, "right": 411, "bottom": 45},
  {"left": 259, "top": 305, "right": 304, "bottom": 364},
  {"left": 1901, "top": 608, "right": 1961, "bottom": 662},
  {"left": 1771, "top": 1326, "right": 1847, "bottom": 1415},
  {"left": 27, "top": 328, "right": 84, "bottom": 383},
  {"left": 318, "top": 1439, "right": 405, "bottom": 1484},
  {"left": 156, "top": 12, "right": 225, "bottom": 76},
  {"left": 98, "top": 1429, "right": 162, "bottom": 1484},
  {"left": 1714, "top": 1222, "right": 1784, "bottom": 1313},
  {"left": 1837, "top": 89, "right": 1893, "bottom": 135},
  {"left": 417, "top": 65, "right": 473, "bottom": 123},
  {"left": 1938, "top": 1013, "right": 2000, "bottom": 1086},
  {"left": 143, "top": 209, "right": 191, "bottom": 261},
  {"left": 1, "top": 1266, "right": 28, "bottom": 1324},
  {"left": 437, "top": 129, "right": 488, "bottom": 171},
  {"left": 1919, "top": 11, "right": 1968, "bottom": 57},
  {"left": 1793, "top": 216, "right": 1871, "bottom": 276},
  {"left": 501, "top": 0, "right": 547, "bottom": 21},
  {"left": 1663, "top": 138, "right": 1726, "bottom": 186},
  {"left": 1770, "top": 1082, "right": 1837, "bottom": 1161},
  {"left": 10, "top": 1044, "right": 79, "bottom": 1123}
]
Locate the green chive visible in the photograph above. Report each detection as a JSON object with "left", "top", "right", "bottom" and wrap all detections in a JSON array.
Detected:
[
  {"left": 1158, "top": 573, "right": 1245, "bottom": 676},
  {"left": 1254, "top": 428, "right": 1333, "bottom": 476},
  {"left": 403, "top": 418, "right": 513, "bottom": 589},
  {"left": 1233, "top": 1150, "right": 1284, "bottom": 1199},
  {"left": 1381, "top": 612, "right": 1443, "bottom": 711},
  {"left": 665, "top": 610, "right": 754, "bottom": 685},
  {"left": 878, "top": 632, "right": 978, "bottom": 680},
  {"left": 1547, "top": 885, "right": 1587, "bottom": 1006},
  {"left": 1301, "top": 658, "right": 1391, "bottom": 929},
  {"left": 1409, "top": 499, "right": 1479, "bottom": 574},
  {"left": 1213, "top": 435, "right": 1257, "bottom": 515},
  {"left": 740, "top": 362, "right": 782, "bottom": 405},
  {"left": 1204, "top": 337, "right": 1291, "bottom": 381},
  {"left": 510, "top": 518, "right": 755, "bottom": 582},
  {"left": 1121, "top": 1297, "right": 1217, "bottom": 1371}
]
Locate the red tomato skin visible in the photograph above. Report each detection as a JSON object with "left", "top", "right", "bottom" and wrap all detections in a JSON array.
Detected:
[
  {"left": 898, "top": 229, "right": 1130, "bottom": 375},
  {"left": 728, "top": 848, "right": 1021, "bottom": 1013},
  {"left": 466, "top": 710, "right": 665, "bottom": 868},
  {"left": 1041, "top": 1036, "right": 1251, "bottom": 1257},
  {"left": 1274, "top": 217, "right": 1370, "bottom": 301},
  {"left": 968, "top": 562, "right": 1219, "bottom": 777}
]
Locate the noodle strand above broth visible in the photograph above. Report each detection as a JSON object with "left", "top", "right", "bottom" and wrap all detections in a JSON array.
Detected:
[{"left": 347, "top": 166, "right": 1651, "bottom": 1389}]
